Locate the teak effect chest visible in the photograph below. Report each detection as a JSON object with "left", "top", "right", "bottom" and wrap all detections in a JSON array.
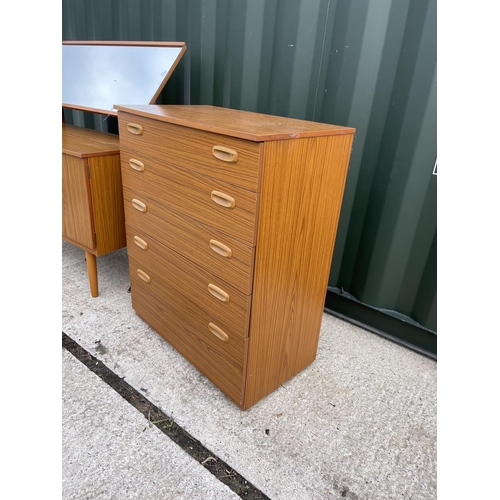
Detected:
[{"left": 116, "top": 104, "right": 355, "bottom": 410}]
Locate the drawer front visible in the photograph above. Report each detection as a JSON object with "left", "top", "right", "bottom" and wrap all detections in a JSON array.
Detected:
[
  {"left": 127, "top": 228, "right": 251, "bottom": 339},
  {"left": 118, "top": 112, "right": 261, "bottom": 191},
  {"left": 129, "top": 256, "right": 247, "bottom": 405},
  {"left": 121, "top": 154, "right": 259, "bottom": 246},
  {"left": 123, "top": 186, "right": 254, "bottom": 295}
]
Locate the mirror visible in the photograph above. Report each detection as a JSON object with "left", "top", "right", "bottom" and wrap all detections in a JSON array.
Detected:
[{"left": 62, "top": 41, "right": 186, "bottom": 116}]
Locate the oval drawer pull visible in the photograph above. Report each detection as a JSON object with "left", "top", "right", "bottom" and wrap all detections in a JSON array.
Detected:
[
  {"left": 208, "top": 323, "right": 229, "bottom": 342},
  {"left": 129, "top": 158, "right": 145, "bottom": 172},
  {"left": 133, "top": 236, "right": 148, "bottom": 250},
  {"left": 211, "top": 191, "right": 235, "bottom": 209},
  {"left": 212, "top": 146, "right": 238, "bottom": 163},
  {"left": 127, "top": 122, "right": 143, "bottom": 135},
  {"left": 208, "top": 284, "right": 230, "bottom": 303},
  {"left": 209, "top": 239, "right": 232, "bottom": 258},
  {"left": 132, "top": 199, "right": 147, "bottom": 212},
  {"left": 136, "top": 269, "right": 151, "bottom": 283}
]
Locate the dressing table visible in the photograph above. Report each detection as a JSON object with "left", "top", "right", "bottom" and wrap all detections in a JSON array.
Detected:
[{"left": 62, "top": 41, "right": 186, "bottom": 296}]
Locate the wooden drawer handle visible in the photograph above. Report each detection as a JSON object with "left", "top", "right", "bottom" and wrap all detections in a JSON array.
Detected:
[
  {"left": 211, "top": 191, "right": 235, "bottom": 209},
  {"left": 132, "top": 199, "right": 147, "bottom": 212},
  {"left": 209, "top": 239, "right": 232, "bottom": 258},
  {"left": 127, "top": 123, "right": 143, "bottom": 135},
  {"left": 129, "top": 158, "right": 145, "bottom": 172},
  {"left": 208, "top": 284, "right": 230, "bottom": 303},
  {"left": 133, "top": 236, "right": 148, "bottom": 250},
  {"left": 212, "top": 146, "right": 238, "bottom": 163},
  {"left": 136, "top": 269, "right": 151, "bottom": 283},
  {"left": 208, "top": 323, "right": 229, "bottom": 342}
]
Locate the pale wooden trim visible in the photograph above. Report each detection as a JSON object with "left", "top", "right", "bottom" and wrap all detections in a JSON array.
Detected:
[{"left": 63, "top": 41, "right": 186, "bottom": 47}]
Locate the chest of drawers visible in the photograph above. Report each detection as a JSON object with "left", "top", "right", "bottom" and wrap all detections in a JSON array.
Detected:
[{"left": 116, "top": 105, "right": 355, "bottom": 410}]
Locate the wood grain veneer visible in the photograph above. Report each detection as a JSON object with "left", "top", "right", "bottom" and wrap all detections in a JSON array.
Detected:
[
  {"left": 119, "top": 115, "right": 262, "bottom": 191},
  {"left": 62, "top": 124, "right": 126, "bottom": 297},
  {"left": 123, "top": 186, "right": 255, "bottom": 294},
  {"left": 121, "top": 151, "right": 259, "bottom": 246},
  {"left": 117, "top": 105, "right": 355, "bottom": 409},
  {"left": 129, "top": 256, "right": 248, "bottom": 405},
  {"left": 62, "top": 124, "right": 120, "bottom": 157},
  {"left": 62, "top": 153, "right": 95, "bottom": 249},
  {"left": 126, "top": 227, "right": 251, "bottom": 339},
  {"left": 242, "top": 134, "right": 354, "bottom": 409},
  {"left": 114, "top": 104, "right": 356, "bottom": 142},
  {"left": 89, "top": 155, "right": 126, "bottom": 255}
]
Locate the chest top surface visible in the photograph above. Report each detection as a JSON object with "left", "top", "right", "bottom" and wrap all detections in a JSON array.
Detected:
[{"left": 114, "top": 104, "right": 356, "bottom": 142}]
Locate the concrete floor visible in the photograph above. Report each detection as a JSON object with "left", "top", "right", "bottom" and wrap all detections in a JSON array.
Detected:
[{"left": 62, "top": 241, "right": 437, "bottom": 499}]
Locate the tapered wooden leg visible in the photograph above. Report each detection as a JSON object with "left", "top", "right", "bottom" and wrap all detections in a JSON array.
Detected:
[{"left": 85, "top": 251, "right": 98, "bottom": 297}]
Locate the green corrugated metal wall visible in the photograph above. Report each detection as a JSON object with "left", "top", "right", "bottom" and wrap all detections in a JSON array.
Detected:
[{"left": 62, "top": 0, "right": 437, "bottom": 357}]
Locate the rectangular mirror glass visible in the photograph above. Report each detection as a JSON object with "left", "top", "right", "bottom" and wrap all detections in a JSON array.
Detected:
[{"left": 62, "top": 41, "right": 186, "bottom": 116}]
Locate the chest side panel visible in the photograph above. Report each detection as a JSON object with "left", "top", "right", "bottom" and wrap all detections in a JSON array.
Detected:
[{"left": 243, "top": 134, "right": 354, "bottom": 409}]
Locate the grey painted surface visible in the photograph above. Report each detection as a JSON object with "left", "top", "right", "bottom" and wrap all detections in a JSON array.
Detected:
[
  {"left": 62, "top": 0, "right": 437, "bottom": 335},
  {"left": 62, "top": 349, "right": 240, "bottom": 500}
]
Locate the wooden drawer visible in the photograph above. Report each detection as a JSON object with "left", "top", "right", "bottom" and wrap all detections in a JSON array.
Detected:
[
  {"left": 123, "top": 186, "right": 254, "bottom": 294},
  {"left": 118, "top": 112, "right": 261, "bottom": 191},
  {"left": 127, "top": 228, "right": 251, "bottom": 339},
  {"left": 129, "top": 256, "right": 247, "bottom": 405},
  {"left": 121, "top": 154, "right": 259, "bottom": 246}
]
